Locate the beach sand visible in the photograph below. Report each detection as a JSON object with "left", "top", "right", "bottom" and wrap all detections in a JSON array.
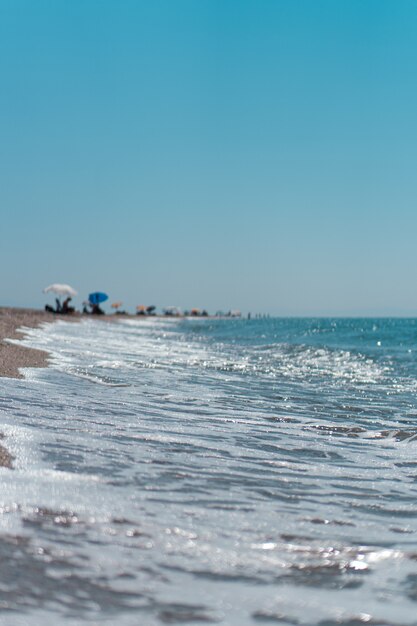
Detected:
[{"left": 0, "top": 307, "right": 57, "bottom": 379}]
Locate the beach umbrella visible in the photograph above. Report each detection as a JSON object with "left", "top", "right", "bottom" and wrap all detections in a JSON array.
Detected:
[
  {"left": 89, "top": 292, "right": 108, "bottom": 305},
  {"left": 43, "top": 284, "right": 78, "bottom": 298},
  {"left": 163, "top": 306, "right": 181, "bottom": 316},
  {"left": 111, "top": 302, "right": 123, "bottom": 309}
]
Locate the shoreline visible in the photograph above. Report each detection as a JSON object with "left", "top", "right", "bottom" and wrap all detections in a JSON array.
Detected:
[
  {"left": 0, "top": 306, "right": 162, "bottom": 469},
  {"left": 0, "top": 307, "right": 154, "bottom": 380},
  {"left": 0, "top": 307, "right": 60, "bottom": 379},
  {"left": 0, "top": 307, "right": 233, "bottom": 380},
  {"left": 0, "top": 306, "right": 81, "bottom": 470}
]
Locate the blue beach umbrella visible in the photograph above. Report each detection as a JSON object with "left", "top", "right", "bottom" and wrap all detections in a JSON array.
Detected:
[{"left": 88, "top": 292, "right": 108, "bottom": 305}]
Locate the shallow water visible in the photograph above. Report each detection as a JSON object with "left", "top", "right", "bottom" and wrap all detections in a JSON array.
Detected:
[{"left": 1, "top": 317, "right": 417, "bottom": 624}]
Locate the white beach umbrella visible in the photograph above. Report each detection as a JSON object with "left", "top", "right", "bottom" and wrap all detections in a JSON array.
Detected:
[{"left": 43, "top": 283, "right": 78, "bottom": 298}]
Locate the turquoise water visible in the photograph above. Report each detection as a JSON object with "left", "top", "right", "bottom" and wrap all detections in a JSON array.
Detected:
[{"left": 1, "top": 316, "right": 417, "bottom": 625}]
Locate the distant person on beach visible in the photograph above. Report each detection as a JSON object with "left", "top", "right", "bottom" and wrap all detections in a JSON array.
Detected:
[
  {"left": 91, "top": 303, "right": 104, "bottom": 315},
  {"left": 62, "top": 297, "right": 75, "bottom": 314},
  {"left": 55, "top": 298, "right": 62, "bottom": 313}
]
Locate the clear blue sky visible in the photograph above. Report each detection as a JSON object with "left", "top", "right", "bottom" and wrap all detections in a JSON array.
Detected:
[{"left": 1, "top": 0, "right": 416, "bottom": 315}]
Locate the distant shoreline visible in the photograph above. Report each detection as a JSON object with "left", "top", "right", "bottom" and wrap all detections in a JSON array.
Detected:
[
  {"left": 0, "top": 307, "right": 301, "bottom": 379},
  {"left": 0, "top": 307, "right": 137, "bottom": 379},
  {"left": 0, "top": 306, "right": 193, "bottom": 380}
]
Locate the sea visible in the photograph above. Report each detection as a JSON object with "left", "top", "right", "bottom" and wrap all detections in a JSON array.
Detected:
[{"left": 1, "top": 316, "right": 417, "bottom": 625}]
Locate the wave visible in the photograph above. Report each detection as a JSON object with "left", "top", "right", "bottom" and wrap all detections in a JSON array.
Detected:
[{"left": 4, "top": 317, "right": 417, "bottom": 624}]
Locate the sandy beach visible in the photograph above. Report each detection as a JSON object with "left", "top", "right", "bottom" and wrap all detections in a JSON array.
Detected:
[{"left": 0, "top": 307, "right": 58, "bottom": 379}]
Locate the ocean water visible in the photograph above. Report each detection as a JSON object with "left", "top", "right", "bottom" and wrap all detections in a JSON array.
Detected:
[{"left": 1, "top": 317, "right": 417, "bottom": 625}]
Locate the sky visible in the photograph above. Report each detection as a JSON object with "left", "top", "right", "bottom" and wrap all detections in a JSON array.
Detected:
[{"left": 1, "top": 0, "right": 417, "bottom": 316}]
